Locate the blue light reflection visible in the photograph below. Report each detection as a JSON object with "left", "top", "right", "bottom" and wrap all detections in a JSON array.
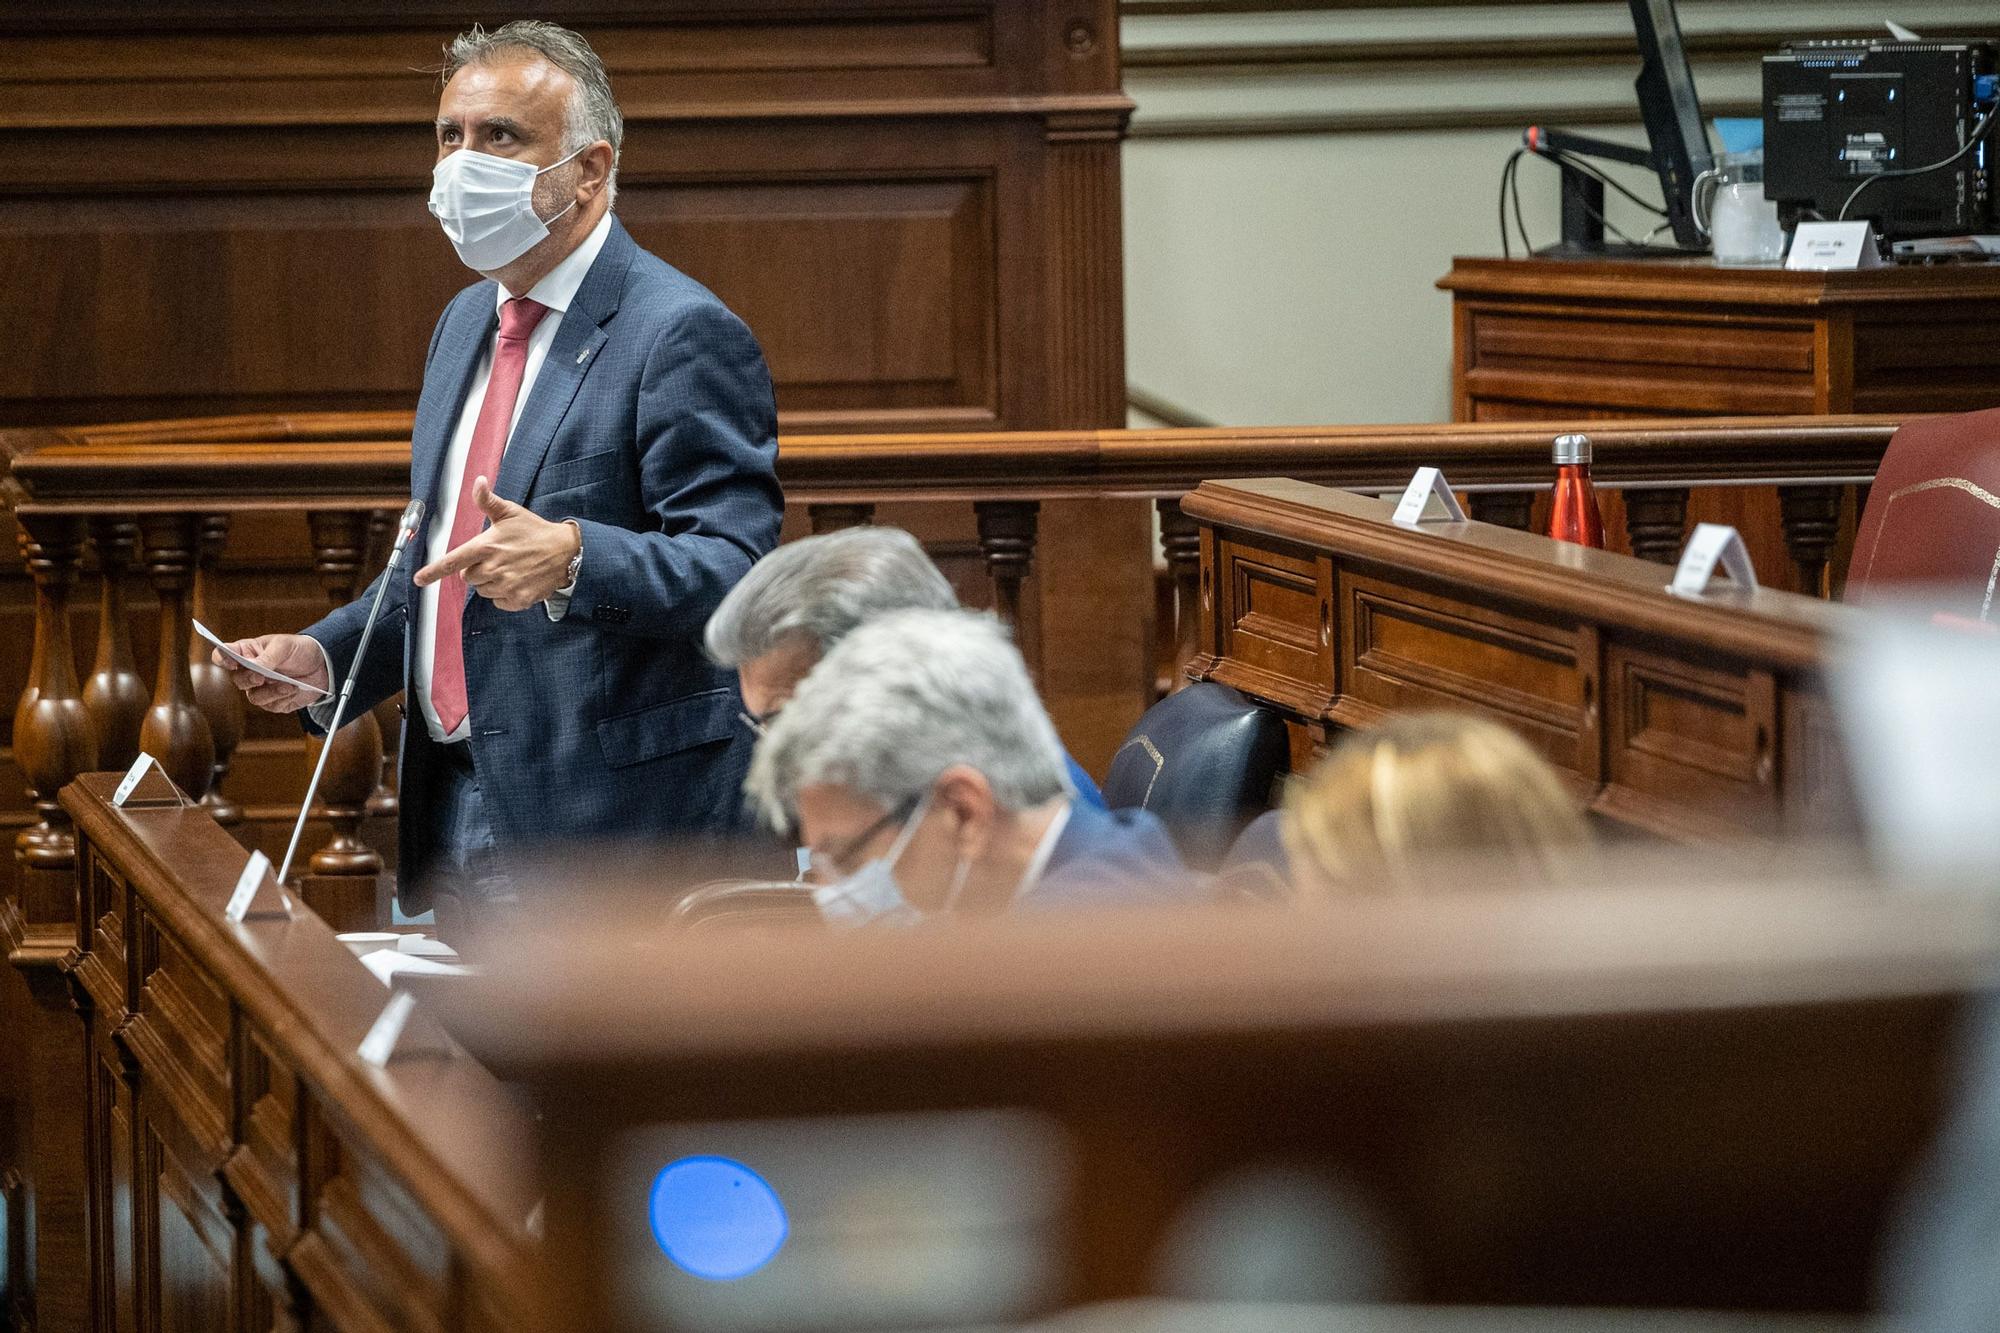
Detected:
[{"left": 648, "top": 1156, "right": 788, "bottom": 1281}]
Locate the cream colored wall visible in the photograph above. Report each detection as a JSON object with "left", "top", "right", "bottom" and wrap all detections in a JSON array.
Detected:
[{"left": 1120, "top": 1, "right": 1995, "bottom": 426}]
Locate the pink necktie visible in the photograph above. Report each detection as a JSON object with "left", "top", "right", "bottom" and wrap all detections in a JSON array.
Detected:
[{"left": 431, "top": 296, "right": 549, "bottom": 735}]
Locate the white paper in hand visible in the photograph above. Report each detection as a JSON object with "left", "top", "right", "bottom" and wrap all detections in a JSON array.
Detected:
[{"left": 193, "top": 620, "right": 329, "bottom": 699}]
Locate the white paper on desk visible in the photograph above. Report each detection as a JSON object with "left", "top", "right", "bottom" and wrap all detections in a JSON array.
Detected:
[
  {"left": 360, "top": 949, "right": 473, "bottom": 988},
  {"left": 193, "top": 619, "right": 329, "bottom": 698}
]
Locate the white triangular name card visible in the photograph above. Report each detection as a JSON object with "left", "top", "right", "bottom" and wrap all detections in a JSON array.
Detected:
[
  {"left": 224, "top": 850, "right": 292, "bottom": 923},
  {"left": 1669, "top": 523, "right": 1759, "bottom": 596},
  {"left": 357, "top": 990, "right": 454, "bottom": 1068},
  {"left": 1392, "top": 468, "right": 1468, "bottom": 525},
  {"left": 112, "top": 753, "right": 187, "bottom": 809}
]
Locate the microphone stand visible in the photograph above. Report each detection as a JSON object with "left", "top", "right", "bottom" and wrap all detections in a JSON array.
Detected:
[{"left": 279, "top": 499, "right": 426, "bottom": 887}]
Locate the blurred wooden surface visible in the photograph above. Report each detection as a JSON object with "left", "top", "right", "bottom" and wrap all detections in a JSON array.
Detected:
[
  {"left": 1182, "top": 478, "right": 1863, "bottom": 841},
  {"left": 455, "top": 884, "right": 2000, "bottom": 1328}
]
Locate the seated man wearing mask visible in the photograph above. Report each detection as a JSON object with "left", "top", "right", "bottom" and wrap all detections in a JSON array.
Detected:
[
  {"left": 705, "top": 525, "right": 1105, "bottom": 807},
  {"left": 745, "top": 608, "right": 1195, "bottom": 923}
]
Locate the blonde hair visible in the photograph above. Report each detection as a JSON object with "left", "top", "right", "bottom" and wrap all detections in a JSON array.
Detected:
[{"left": 1280, "top": 712, "right": 1590, "bottom": 897}]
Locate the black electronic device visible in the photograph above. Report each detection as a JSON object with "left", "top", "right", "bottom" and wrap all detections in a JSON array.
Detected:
[
  {"left": 1763, "top": 39, "right": 1998, "bottom": 238},
  {"left": 1515, "top": 0, "right": 1715, "bottom": 257}
]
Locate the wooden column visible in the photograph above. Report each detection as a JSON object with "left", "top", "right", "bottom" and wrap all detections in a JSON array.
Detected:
[
  {"left": 806, "top": 503, "right": 875, "bottom": 534},
  {"left": 1467, "top": 491, "right": 1535, "bottom": 531},
  {"left": 81, "top": 518, "right": 148, "bottom": 774},
  {"left": 189, "top": 515, "right": 245, "bottom": 824},
  {"left": 974, "top": 500, "right": 1040, "bottom": 634},
  {"left": 297, "top": 510, "right": 384, "bottom": 930},
  {"left": 1779, "top": 484, "right": 1844, "bottom": 599},
  {"left": 137, "top": 514, "right": 215, "bottom": 801},
  {"left": 14, "top": 514, "right": 99, "bottom": 876},
  {"left": 1624, "top": 488, "right": 1691, "bottom": 565},
  {"left": 7, "top": 512, "right": 96, "bottom": 1333},
  {"left": 1157, "top": 498, "right": 1201, "bottom": 696}
]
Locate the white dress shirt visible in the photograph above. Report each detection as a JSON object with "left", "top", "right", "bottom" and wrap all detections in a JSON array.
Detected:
[{"left": 411, "top": 212, "right": 614, "bottom": 743}]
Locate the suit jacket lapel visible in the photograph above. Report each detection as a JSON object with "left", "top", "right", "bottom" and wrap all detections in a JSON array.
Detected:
[
  {"left": 493, "top": 218, "right": 635, "bottom": 505},
  {"left": 413, "top": 291, "right": 496, "bottom": 512}
]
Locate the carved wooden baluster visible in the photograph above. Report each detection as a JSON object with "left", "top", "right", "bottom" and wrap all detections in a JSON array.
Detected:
[
  {"left": 14, "top": 514, "right": 98, "bottom": 874},
  {"left": 363, "top": 507, "right": 400, "bottom": 823},
  {"left": 138, "top": 514, "right": 216, "bottom": 801},
  {"left": 974, "top": 500, "right": 1040, "bottom": 633},
  {"left": 806, "top": 503, "right": 876, "bottom": 534},
  {"left": 1466, "top": 491, "right": 1535, "bottom": 531},
  {"left": 301, "top": 510, "right": 384, "bottom": 898},
  {"left": 1157, "top": 498, "right": 1201, "bottom": 696},
  {"left": 1779, "top": 484, "right": 1844, "bottom": 599},
  {"left": 82, "top": 517, "right": 148, "bottom": 772},
  {"left": 1623, "top": 487, "right": 1690, "bottom": 565},
  {"left": 188, "top": 514, "right": 245, "bottom": 824}
]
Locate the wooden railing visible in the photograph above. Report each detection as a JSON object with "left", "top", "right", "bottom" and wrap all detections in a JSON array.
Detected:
[{"left": 0, "top": 410, "right": 1907, "bottom": 926}]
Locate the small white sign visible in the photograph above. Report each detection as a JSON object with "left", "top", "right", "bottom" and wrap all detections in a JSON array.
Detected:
[
  {"left": 1391, "top": 468, "right": 1469, "bottom": 525},
  {"left": 224, "top": 850, "right": 290, "bottom": 923},
  {"left": 1669, "top": 523, "right": 1760, "bottom": 596},
  {"left": 357, "top": 990, "right": 418, "bottom": 1068},
  {"left": 1786, "top": 220, "right": 1884, "bottom": 271},
  {"left": 111, "top": 753, "right": 157, "bottom": 808}
]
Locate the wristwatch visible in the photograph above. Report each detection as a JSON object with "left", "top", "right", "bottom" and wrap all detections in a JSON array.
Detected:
[{"left": 560, "top": 520, "right": 584, "bottom": 592}]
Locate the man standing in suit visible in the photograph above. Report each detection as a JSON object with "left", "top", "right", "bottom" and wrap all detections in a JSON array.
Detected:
[{"left": 217, "top": 21, "right": 783, "bottom": 930}]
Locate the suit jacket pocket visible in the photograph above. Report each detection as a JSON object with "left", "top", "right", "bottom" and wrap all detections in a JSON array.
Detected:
[
  {"left": 532, "top": 447, "right": 623, "bottom": 499},
  {"left": 597, "top": 688, "right": 737, "bottom": 769}
]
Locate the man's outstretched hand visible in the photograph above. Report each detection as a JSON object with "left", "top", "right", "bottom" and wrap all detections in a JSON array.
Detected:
[
  {"left": 413, "top": 476, "right": 579, "bottom": 613},
  {"left": 213, "top": 633, "right": 331, "bottom": 713}
]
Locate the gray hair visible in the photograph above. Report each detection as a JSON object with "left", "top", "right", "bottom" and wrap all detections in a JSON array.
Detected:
[
  {"left": 704, "top": 526, "right": 960, "bottom": 667},
  {"left": 746, "top": 609, "right": 1070, "bottom": 833},
  {"left": 442, "top": 21, "right": 623, "bottom": 202}
]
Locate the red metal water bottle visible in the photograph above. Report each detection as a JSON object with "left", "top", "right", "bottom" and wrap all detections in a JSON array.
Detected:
[{"left": 1547, "top": 432, "right": 1605, "bottom": 548}]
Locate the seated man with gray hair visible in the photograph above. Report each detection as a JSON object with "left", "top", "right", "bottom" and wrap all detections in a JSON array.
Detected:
[
  {"left": 745, "top": 608, "right": 1197, "bottom": 923},
  {"left": 706, "top": 525, "right": 1105, "bottom": 806}
]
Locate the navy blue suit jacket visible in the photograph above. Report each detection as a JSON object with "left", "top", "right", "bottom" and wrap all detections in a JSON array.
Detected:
[
  {"left": 304, "top": 218, "right": 783, "bottom": 911},
  {"left": 1023, "top": 802, "right": 1207, "bottom": 909}
]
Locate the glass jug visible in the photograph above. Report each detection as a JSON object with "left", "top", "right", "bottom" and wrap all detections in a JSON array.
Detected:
[{"left": 1692, "top": 151, "right": 1785, "bottom": 265}]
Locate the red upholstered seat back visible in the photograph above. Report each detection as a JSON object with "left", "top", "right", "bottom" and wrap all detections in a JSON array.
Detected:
[{"left": 1847, "top": 407, "right": 2000, "bottom": 620}]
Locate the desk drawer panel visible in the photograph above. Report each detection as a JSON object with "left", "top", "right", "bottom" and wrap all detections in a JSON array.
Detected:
[
  {"left": 1217, "top": 537, "right": 1326, "bottom": 687},
  {"left": 1339, "top": 571, "right": 1587, "bottom": 776},
  {"left": 1602, "top": 641, "right": 1779, "bottom": 837},
  {"left": 1471, "top": 310, "right": 1816, "bottom": 375}
]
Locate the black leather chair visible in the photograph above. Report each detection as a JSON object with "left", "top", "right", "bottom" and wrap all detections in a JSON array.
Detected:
[{"left": 1102, "top": 682, "right": 1289, "bottom": 869}]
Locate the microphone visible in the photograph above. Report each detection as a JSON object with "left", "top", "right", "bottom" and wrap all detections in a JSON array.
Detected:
[{"left": 278, "top": 499, "right": 427, "bottom": 886}]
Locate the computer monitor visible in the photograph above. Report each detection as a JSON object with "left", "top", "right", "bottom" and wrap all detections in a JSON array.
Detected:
[
  {"left": 1629, "top": 0, "right": 1717, "bottom": 246},
  {"left": 1523, "top": 0, "right": 1717, "bottom": 255}
]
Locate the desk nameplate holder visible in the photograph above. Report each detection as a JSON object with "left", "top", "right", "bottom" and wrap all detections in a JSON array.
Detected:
[
  {"left": 1669, "top": 523, "right": 1759, "bottom": 596},
  {"left": 357, "top": 989, "right": 455, "bottom": 1067},
  {"left": 1393, "top": 467, "right": 1469, "bottom": 525},
  {"left": 225, "top": 850, "right": 292, "bottom": 924},
  {"left": 111, "top": 753, "right": 192, "bottom": 810}
]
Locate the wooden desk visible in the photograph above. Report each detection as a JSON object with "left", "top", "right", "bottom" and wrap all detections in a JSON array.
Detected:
[
  {"left": 1181, "top": 478, "right": 1868, "bottom": 841},
  {"left": 1440, "top": 256, "right": 2000, "bottom": 596},
  {"left": 1441, "top": 256, "right": 2000, "bottom": 421}
]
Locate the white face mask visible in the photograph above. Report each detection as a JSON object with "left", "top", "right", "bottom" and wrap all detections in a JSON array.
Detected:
[
  {"left": 811, "top": 792, "right": 976, "bottom": 928},
  {"left": 428, "top": 145, "right": 583, "bottom": 273}
]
